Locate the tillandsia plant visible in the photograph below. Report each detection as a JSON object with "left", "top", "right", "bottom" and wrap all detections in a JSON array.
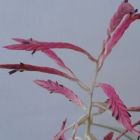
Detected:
[{"left": 0, "top": 0, "right": 140, "bottom": 139}]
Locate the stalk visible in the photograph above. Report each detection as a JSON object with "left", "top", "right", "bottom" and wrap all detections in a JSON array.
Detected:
[{"left": 85, "top": 63, "right": 99, "bottom": 139}]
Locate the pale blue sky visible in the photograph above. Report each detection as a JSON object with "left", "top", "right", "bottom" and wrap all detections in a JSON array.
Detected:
[{"left": 0, "top": 0, "right": 140, "bottom": 139}]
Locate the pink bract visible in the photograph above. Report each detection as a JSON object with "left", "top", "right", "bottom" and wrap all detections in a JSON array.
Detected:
[
  {"left": 34, "top": 79, "right": 84, "bottom": 108},
  {"left": 108, "top": 0, "right": 135, "bottom": 34},
  {"left": 96, "top": 83, "right": 133, "bottom": 131},
  {"left": 98, "top": 13, "right": 140, "bottom": 70}
]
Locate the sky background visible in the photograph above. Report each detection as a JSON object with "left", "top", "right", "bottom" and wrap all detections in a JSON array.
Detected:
[{"left": 0, "top": 0, "right": 140, "bottom": 139}]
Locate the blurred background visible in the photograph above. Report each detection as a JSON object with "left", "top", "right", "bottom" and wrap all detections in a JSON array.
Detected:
[{"left": 0, "top": 0, "right": 140, "bottom": 139}]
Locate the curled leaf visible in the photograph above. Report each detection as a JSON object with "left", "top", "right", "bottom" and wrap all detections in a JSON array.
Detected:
[
  {"left": 98, "top": 13, "right": 140, "bottom": 70},
  {"left": 96, "top": 83, "right": 133, "bottom": 131},
  {"left": 34, "top": 79, "right": 84, "bottom": 108},
  {"left": 108, "top": 0, "right": 135, "bottom": 35},
  {"left": 4, "top": 38, "right": 97, "bottom": 62},
  {"left": 104, "top": 132, "right": 114, "bottom": 140},
  {"left": 106, "top": 13, "right": 140, "bottom": 55},
  {"left": 0, "top": 63, "right": 76, "bottom": 81}
]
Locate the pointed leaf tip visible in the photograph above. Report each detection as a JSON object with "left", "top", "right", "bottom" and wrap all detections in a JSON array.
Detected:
[
  {"left": 98, "top": 13, "right": 140, "bottom": 70},
  {"left": 42, "top": 49, "right": 72, "bottom": 72},
  {"left": 108, "top": 0, "right": 134, "bottom": 34}
]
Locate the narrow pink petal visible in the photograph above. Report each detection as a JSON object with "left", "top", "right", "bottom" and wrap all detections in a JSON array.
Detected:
[
  {"left": 97, "top": 83, "right": 133, "bottom": 131},
  {"left": 34, "top": 80, "right": 84, "bottom": 108},
  {"left": 103, "top": 132, "right": 114, "bottom": 140},
  {"left": 108, "top": 0, "right": 135, "bottom": 34},
  {"left": 0, "top": 63, "right": 75, "bottom": 81},
  {"left": 42, "top": 49, "right": 72, "bottom": 72},
  {"left": 4, "top": 44, "right": 39, "bottom": 51},
  {"left": 4, "top": 38, "right": 97, "bottom": 62}
]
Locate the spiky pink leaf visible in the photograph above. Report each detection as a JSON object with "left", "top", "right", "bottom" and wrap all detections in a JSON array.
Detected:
[
  {"left": 108, "top": 0, "right": 135, "bottom": 34},
  {"left": 96, "top": 83, "right": 133, "bottom": 131},
  {"left": 98, "top": 13, "right": 140, "bottom": 70},
  {"left": 0, "top": 63, "right": 75, "bottom": 81},
  {"left": 34, "top": 79, "right": 84, "bottom": 108},
  {"left": 4, "top": 38, "right": 97, "bottom": 62},
  {"left": 103, "top": 132, "right": 114, "bottom": 140},
  {"left": 53, "top": 119, "right": 67, "bottom": 140}
]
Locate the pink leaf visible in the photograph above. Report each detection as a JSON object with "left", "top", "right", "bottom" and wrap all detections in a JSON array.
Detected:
[
  {"left": 108, "top": 0, "right": 135, "bottom": 34},
  {"left": 34, "top": 79, "right": 84, "bottom": 108},
  {"left": 0, "top": 63, "right": 75, "bottom": 81},
  {"left": 7, "top": 38, "right": 73, "bottom": 73},
  {"left": 96, "top": 83, "right": 133, "bottom": 131},
  {"left": 98, "top": 13, "right": 140, "bottom": 70},
  {"left": 103, "top": 132, "right": 114, "bottom": 140},
  {"left": 127, "top": 106, "right": 140, "bottom": 112},
  {"left": 4, "top": 38, "right": 97, "bottom": 62},
  {"left": 106, "top": 13, "right": 140, "bottom": 54},
  {"left": 53, "top": 119, "right": 67, "bottom": 140}
]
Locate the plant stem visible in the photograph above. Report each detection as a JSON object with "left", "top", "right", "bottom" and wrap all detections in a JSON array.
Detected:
[
  {"left": 70, "top": 70, "right": 90, "bottom": 92},
  {"left": 85, "top": 64, "right": 99, "bottom": 138}
]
